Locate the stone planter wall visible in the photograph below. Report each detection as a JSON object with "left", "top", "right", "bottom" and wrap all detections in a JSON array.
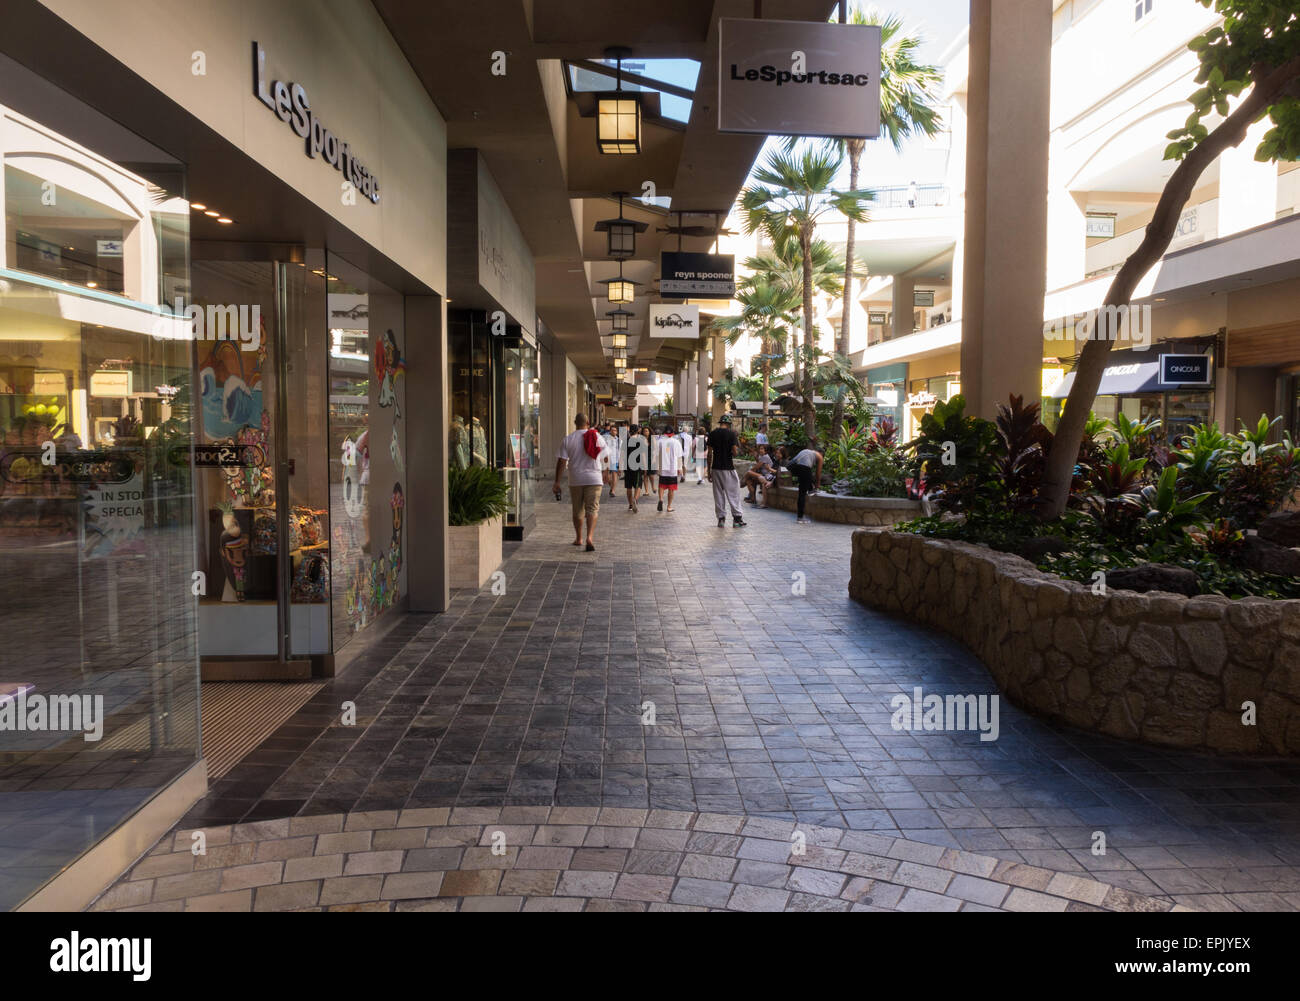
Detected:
[
  {"left": 448, "top": 515, "right": 503, "bottom": 589},
  {"left": 733, "top": 460, "right": 921, "bottom": 526},
  {"left": 765, "top": 487, "right": 921, "bottom": 526},
  {"left": 849, "top": 529, "right": 1300, "bottom": 756}
]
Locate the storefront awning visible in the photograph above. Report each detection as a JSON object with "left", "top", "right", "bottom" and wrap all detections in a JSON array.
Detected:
[{"left": 1050, "top": 351, "right": 1213, "bottom": 399}]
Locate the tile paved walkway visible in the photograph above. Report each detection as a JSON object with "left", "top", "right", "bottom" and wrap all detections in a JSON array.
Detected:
[
  {"left": 99, "top": 480, "right": 1300, "bottom": 911},
  {"left": 93, "top": 806, "right": 1191, "bottom": 912}
]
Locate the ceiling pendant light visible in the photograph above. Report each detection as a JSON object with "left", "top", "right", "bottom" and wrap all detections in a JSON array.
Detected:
[
  {"left": 599, "top": 261, "right": 638, "bottom": 304},
  {"left": 596, "top": 47, "right": 641, "bottom": 155},
  {"left": 594, "top": 192, "right": 647, "bottom": 259}
]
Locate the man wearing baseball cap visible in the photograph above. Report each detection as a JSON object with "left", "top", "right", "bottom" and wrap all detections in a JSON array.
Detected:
[{"left": 705, "top": 415, "right": 746, "bottom": 528}]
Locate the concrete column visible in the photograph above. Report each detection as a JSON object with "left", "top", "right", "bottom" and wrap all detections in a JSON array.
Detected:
[
  {"left": 682, "top": 358, "right": 697, "bottom": 416},
  {"left": 710, "top": 334, "right": 725, "bottom": 423},
  {"left": 960, "top": 0, "right": 1052, "bottom": 417},
  {"left": 405, "top": 295, "right": 448, "bottom": 613},
  {"left": 698, "top": 346, "right": 711, "bottom": 418},
  {"left": 1219, "top": 118, "right": 1276, "bottom": 239},
  {"left": 891, "top": 276, "right": 915, "bottom": 341},
  {"left": 544, "top": 345, "right": 569, "bottom": 482}
]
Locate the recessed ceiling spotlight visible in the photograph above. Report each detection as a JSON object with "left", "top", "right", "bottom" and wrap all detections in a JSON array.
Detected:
[
  {"left": 204, "top": 210, "right": 219, "bottom": 217},
  {"left": 217, "top": 217, "right": 233, "bottom": 224},
  {"left": 192, "top": 203, "right": 207, "bottom": 211},
  {"left": 86, "top": 281, "right": 98, "bottom": 288}
]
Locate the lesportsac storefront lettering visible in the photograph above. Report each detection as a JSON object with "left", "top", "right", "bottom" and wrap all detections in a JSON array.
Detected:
[
  {"left": 252, "top": 41, "right": 380, "bottom": 204},
  {"left": 728, "top": 64, "right": 872, "bottom": 88}
]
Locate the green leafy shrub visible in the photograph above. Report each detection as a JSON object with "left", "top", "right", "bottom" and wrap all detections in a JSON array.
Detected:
[{"left": 448, "top": 464, "right": 510, "bottom": 526}]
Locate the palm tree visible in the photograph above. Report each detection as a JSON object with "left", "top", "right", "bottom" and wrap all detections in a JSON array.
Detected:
[
  {"left": 741, "top": 229, "right": 847, "bottom": 436},
  {"left": 788, "top": 5, "right": 943, "bottom": 444},
  {"left": 712, "top": 273, "right": 800, "bottom": 425},
  {"left": 741, "top": 147, "right": 870, "bottom": 442}
]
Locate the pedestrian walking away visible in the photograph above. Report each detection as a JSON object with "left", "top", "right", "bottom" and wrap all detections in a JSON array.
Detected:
[
  {"left": 692, "top": 428, "right": 708, "bottom": 484},
  {"left": 602, "top": 422, "right": 620, "bottom": 497},
  {"left": 706, "top": 415, "right": 746, "bottom": 527},
  {"left": 655, "top": 425, "right": 684, "bottom": 512},
  {"left": 623, "top": 423, "right": 647, "bottom": 512},
  {"left": 785, "top": 445, "right": 824, "bottom": 524},
  {"left": 554, "top": 413, "right": 609, "bottom": 550}
]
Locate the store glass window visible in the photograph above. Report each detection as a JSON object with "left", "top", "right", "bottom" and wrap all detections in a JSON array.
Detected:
[
  {"left": 448, "top": 311, "right": 493, "bottom": 469},
  {"left": 499, "top": 340, "right": 538, "bottom": 532},
  {"left": 326, "top": 253, "right": 406, "bottom": 648},
  {"left": 0, "top": 100, "right": 198, "bottom": 907}
]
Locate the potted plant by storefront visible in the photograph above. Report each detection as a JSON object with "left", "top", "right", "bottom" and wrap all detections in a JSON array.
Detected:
[{"left": 448, "top": 463, "right": 510, "bottom": 588}]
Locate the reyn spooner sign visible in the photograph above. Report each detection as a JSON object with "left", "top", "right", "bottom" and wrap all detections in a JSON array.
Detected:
[{"left": 253, "top": 41, "right": 380, "bottom": 204}]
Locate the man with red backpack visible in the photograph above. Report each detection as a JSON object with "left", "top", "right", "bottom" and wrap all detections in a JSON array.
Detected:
[{"left": 553, "top": 413, "right": 609, "bottom": 551}]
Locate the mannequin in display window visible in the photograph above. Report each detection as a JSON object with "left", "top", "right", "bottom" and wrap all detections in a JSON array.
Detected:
[
  {"left": 450, "top": 416, "right": 470, "bottom": 469},
  {"left": 470, "top": 416, "right": 488, "bottom": 466}
]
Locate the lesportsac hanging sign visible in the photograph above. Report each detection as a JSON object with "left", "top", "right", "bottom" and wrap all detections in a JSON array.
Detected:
[
  {"left": 718, "top": 19, "right": 881, "bottom": 138},
  {"left": 252, "top": 41, "right": 380, "bottom": 204}
]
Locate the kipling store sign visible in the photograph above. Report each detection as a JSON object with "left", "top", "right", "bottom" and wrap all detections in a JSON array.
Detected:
[{"left": 252, "top": 41, "right": 380, "bottom": 204}]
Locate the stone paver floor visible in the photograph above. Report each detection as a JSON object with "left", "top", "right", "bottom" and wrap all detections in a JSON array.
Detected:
[
  {"left": 94, "top": 806, "right": 1189, "bottom": 912},
  {"left": 97, "top": 479, "right": 1300, "bottom": 912}
]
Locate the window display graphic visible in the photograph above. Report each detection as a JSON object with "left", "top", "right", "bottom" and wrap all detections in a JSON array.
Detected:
[
  {"left": 374, "top": 328, "right": 405, "bottom": 415},
  {"left": 199, "top": 316, "right": 268, "bottom": 439}
]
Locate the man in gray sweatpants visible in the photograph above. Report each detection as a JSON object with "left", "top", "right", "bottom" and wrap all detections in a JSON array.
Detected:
[{"left": 706, "top": 415, "right": 746, "bottom": 528}]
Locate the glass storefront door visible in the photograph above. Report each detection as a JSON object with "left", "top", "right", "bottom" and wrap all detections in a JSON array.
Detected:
[
  {"left": 324, "top": 252, "right": 406, "bottom": 649},
  {"left": 191, "top": 254, "right": 330, "bottom": 671}
]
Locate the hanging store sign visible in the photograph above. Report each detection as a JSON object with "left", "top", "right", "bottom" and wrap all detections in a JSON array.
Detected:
[
  {"left": 1159, "top": 354, "right": 1213, "bottom": 386},
  {"left": 648, "top": 304, "right": 700, "bottom": 338},
  {"left": 253, "top": 41, "right": 380, "bottom": 204},
  {"left": 660, "top": 252, "right": 734, "bottom": 297},
  {"left": 1086, "top": 213, "right": 1116, "bottom": 239},
  {"left": 718, "top": 19, "right": 881, "bottom": 138},
  {"left": 913, "top": 290, "right": 935, "bottom": 307},
  {"left": 868, "top": 311, "right": 888, "bottom": 325}
]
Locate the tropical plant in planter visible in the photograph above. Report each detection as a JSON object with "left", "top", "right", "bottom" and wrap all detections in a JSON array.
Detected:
[{"left": 448, "top": 464, "right": 510, "bottom": 527}]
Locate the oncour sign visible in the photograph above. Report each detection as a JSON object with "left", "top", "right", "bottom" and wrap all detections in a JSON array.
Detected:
[
  {"left": 718, "top": 18, "right": 881, "bottom": 138},
  {"left": 1159, "top": 353, "right": 1213, "bottom": 386}
]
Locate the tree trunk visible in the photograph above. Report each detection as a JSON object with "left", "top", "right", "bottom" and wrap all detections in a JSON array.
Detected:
[
  {"left": 831, "top": 139, "right": 862, "bottom": 443},
  {"left": 801, "top": 227, "right": 817, "bottom": 442},
  {"left": 1039, "top": 57, "right": 1300, "bottom": 519},
  {"left": 761, "top": 334, "right": 771, "bottom": 425}
]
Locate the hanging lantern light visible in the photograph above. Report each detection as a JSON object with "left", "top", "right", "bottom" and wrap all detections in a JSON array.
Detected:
[
  {"left": 596, "top": 49, "right": 641, "bottom": 155},
  {"left": 594, "top": 193, "right": 647, "bottom": 259},
  {"left": 599, "top": 262, "right": 639, "bottom": 304},
  {"left": 606, "top": 311, "right": 632, "bottom": 336}
]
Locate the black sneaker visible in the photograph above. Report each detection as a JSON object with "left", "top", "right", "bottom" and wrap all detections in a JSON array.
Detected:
[
  {"left": 733, "top": 518, "right": 747, "bottom": 528},
  {"left": 717, "top": 517, "right": 726, "bottom": 528},
  {"left": 657, "top": 500, "right": 664, "bottom": 512}
]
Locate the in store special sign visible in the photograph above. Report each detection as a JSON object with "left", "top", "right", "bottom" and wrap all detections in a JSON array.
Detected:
[
  {"left": 1160, "top": 354, "right": 1213, "bottom": 386},
  {"left": 253, "top": 41, "right": 380, "bottom": 204},
  {"left": 719, "top": 19, "right": 881, "bottom": 138},
  {"left": 660, "top": 252, "right": 735, "bottom": 297},
  {"left": 648, "top": 304, "right": 700, "bottom": 338}
]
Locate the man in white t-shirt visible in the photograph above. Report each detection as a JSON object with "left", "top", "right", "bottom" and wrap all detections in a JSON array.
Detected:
[
  {"left": 553, "top": 414, "right": 609, "bottom": 551},
  {"left": 655, "top": 425, "right": 685, "bottom": 513},
  {"left": 601, "top": 423, "right": 619, "bottom": 497},
  {"left": 692, "top": 428, "right": 708, "bottom": 483}
]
